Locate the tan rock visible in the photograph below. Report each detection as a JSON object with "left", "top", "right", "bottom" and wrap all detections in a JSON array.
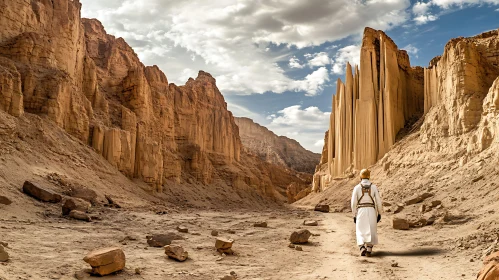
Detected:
[
  {"left": 303, "top": 220, "right": 318, "bottom": 226},
  {"left": 164, "top": 245, "right": 188, "bottom": 262},
  {"left": 215, "top": 238, "right": 234, "bottom": 254},
  {"left": 69, "top": 210, "right": 92, "bottom": 222},
  {"left": 253, "top": 221, "right": 267, "bottom": 228},
  {"left": 22, "top": 181, "right": 61, "bottom": 203},
  {"left": 0, "top": 195, "right": 12, "bottom": 205},
  {"left": 146, "top": 233, "right": 184, "bottom": 247},
  {"left": 314, "top": 204, "right": 330, "bottom": 213},
  {"left": 62, "top": 198, "right": 91, "bottom": 216},
  {"left": 177, "top": 226, "right": 188, "bottom": 233},
  {"left": 83, "top": 247, "right": 125, "bottom": 276},
  {"left": 0, "top": 244, "right": 9, "bottom": 262},
  {"left": 478, "top": 251, "right": 499, "bottom": 280},
  {"left": 392, "top": 217, "right": 410, "bottom": 230},
  {"left": 404, "top": 193, "right": 433, "bottom": 206},
  {"left": 289, "top": 229, "right": 311, "bottom": 244}
]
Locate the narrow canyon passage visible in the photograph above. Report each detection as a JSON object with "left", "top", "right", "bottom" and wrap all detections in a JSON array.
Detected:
[{"left": 0, "top": 204, "right": 480, "bottom": 280}]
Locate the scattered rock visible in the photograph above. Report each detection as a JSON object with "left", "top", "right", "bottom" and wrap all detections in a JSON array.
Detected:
[
  {"left": 62, "top": 198, "right": 91, "bottom": 216},
  {"left": 104, "top": 195, "right": 121, "bottom": 208},
  {"left": 473, "top": 175, "right": 485, "bottom": 183},
  {"left": 477, "top": 251, "right": 499, "bottom": 280},
  {"left": 22, "top": 181, "right": 62, "bottom": 203},
  {"left": 391, "top": 261, "right": 399, "bottom": 267},
  {"left": 409, "top": 217, "right": 427, "bottom": 228},
  {"left": 135, "top": 268, "right": 141, "bottom": 275},
  {"left": 164, "top": 245, "right": 188, "bottom": 262},
  {"left": 295, "top": 246, "right": 303, "bottom": 251},
  {"left": 419, "top": 205, "right": 427, "bottom": 213},
  {"left": 253, "top": 221, "right": 267, "bottom": 228},
  {"left": 0, "top": 196, "right": 12, "bottom": 205},
  {"left": 382, "top": 201, "right": 392, "bottom": 207},
  {"left": 288, "top": 244, "right": 295, "bottom": 248},
  {"left": 0, "top": 244, "right": 9, "bottom": 262},
  {"left": 215, "top": 238, "right": 234, "bottom": 254},
  {"left": 220, "top": 276, "right": 236, "bottom": 280},
  {"left": 314, "top": 204, "right": 330, "bottom": 213},
  {"left": 146, "top": 233, "right": 184, "bottom": 247},
  {"left": 65, "top": 186, "right": 101, "bottom": 205},
  {"left": 69, "top": 210, "right": 92, "bottom": 222},
  {"left": 392, "top": 204, "right": 404, "bottom": 214},
  {"left": 83, "top": 247, "right": 125, "bottom": 276},
  {"left": 392, "top": 217, "right": 410, "bottom": 230},
  {"left": 423, "top": 213, "right": 436, "bottom": 225},
  {"left": 430, "top": 200, "right": 442, "bottom": 207},
  {"left": 227, "top": 230, "right": 236, "bottom": 234},
  {"left": 290, "top": 229, "right": 311, "bottom": 244},
  {"left": 177, "top": 226, "right": 189, "bottom": 233},
  {"left": 404, "top": 192, "right": 433, "bottom": 206},
  {"left": 211, "top": 230, "right": 219, "bottom": 236},
  {"left": 303, "top": 220, "right": 318, "bottom": 226}
]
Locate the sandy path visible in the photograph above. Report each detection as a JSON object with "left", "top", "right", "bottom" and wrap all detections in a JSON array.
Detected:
[{"left": 0, "top": 205, "right": 481, "bottom": 280}]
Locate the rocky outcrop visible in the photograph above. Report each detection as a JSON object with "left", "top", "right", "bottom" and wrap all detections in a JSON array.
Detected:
[
  {"left": 234, "top": 117, "right": 320, "bottom": 173},
  {"left": 313, "top": 27, "right": 424, "bottom": 191},
  {"left": 0, "top": 0, "right": 309, "bottom": 200}
]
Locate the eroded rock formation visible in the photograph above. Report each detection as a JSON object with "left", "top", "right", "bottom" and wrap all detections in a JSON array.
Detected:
[
  {"left": 0, "top": 0, "right": 309, "bottom": 200},
  {"left": 234, "top": 117, "right": 320, "bottom": 173},
  {"left": 313, "top": 28, "right": 424, "bottom": 191}
]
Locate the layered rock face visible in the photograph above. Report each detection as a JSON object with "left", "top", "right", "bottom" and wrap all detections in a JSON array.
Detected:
[
  {"left": 0, "top": 0, "right": 307, "bottom": 199},
  {"left": 423, "top": 29, "right": 499, "bottom": 141},
  {"left": 313, "top": 28, "right": 424, "bottom": 191},
  {"left": 234, "top": 117, "right": 320, "bottom": 173}
]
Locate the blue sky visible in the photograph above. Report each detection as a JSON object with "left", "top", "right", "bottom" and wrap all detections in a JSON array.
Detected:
[{"left": 80, "top": 0, "right": 499, "bottom": 153}]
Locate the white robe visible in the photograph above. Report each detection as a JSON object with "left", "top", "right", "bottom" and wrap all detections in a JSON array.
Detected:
[{"left": 350, "top": 179, "right": 383, "bottom": 246}]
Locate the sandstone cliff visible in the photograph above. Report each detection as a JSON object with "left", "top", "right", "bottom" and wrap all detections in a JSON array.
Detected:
[
  {"left": 0, "top": 0, "right": 309, "bottom": 201},
  {"left": 234, "top": 117, "right": 321, "bottom": 174},
  {"left": 313, "top": 27, "right": 424, "bottom": 191}
]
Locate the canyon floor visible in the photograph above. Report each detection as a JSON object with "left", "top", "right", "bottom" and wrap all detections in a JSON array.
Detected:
[{"left": 0, "top": 201, "right": 483, "bottom": 280}]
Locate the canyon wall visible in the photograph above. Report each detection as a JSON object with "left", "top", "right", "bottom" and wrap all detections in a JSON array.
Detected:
[
  {"left": 0, "top": 0, "right": 309, "bottom": 199},
  {"left": 234, "top": 117, "right": 320, "bottom": 174},
  {"left": 313, "top": 28, "right": 424, "bottom": 191}
]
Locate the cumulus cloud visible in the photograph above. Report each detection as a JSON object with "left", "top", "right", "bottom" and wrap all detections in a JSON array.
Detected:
[
  {"left": 80, "top": 0, "right": 411, "bottom": 96},
  {"left": 289, "top": 56, "right": 304, "bottom": 69},
  {"left": 293, "top": 67, "right": 330, "bottom": 97},
  {"left": 314, "top": 139, "right": 325, "bottom": 147},
  {"left": 403, "top": 44, "right": 419, "bottom": 58},
  {"left": 267, "top": 105, "right": 330, "bottom": 152},
  {"left": 306, "top": 52, "right": 332, "bottom": 68},
  {"left": 331, "top": 45, "right": 361, "bottom": 75},
  {"left": 414, "top": 14, "right": 438, "bottom": 24},
  {"left": 431, "top": 0, "right": 499, "bottom": 9},
  {"left": 411, "top": 0, "right": 499, "bottom": 25}
]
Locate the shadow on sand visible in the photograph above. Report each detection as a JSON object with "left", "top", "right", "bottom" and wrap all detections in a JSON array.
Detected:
[{"left": 374, "top": 248, "right": 444, "bottom": 257}]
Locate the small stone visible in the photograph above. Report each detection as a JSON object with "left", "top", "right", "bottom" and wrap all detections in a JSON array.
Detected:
[
  {"left": 392, "top": 217, "right": 409, "bottom": 230},
  {"left": 83, "top": 247, "right": 125, "bottom": 276},
  {"left": 215, "top": 238, "right": 234, "bottom": 254},
  {"left": 211, "top": 230, "right": 219, "bottom": 236},
  {"left": 0, "top": 196, "right": 12, "bottom": 205},
  {"left": 69, "top": 210, "right": 92, "bottom": 222},
  {"left": 392, "top": 205, "right": 404, "bottom": 214},
  {"left": 230, "top": 271, "right": 237, "bottom": 276},
  {"left": 177, "top": 226, "right": 189, "bottom": 233},
  {"left": 227, "top": 230, "right": 236, "bottom": 234},
  {"left": 0, "top": 244, "right": 9, "bottom": 262},
  {"left": 146, "top": 233, "right": 184, "bottom": 247},
  {"left": 288, "top": 244, "right": 295, "bottom": 248},
  {"left": 253, "top": 221, "right": 267, "bottom": 228},
  {"left": 164, "top": 245, "right": 188, "bottom": 262},
  {"left": 62, "top": 198, "right": 91, "bottom": 216},
  {"left": 290, "top": 229, "right": 311, "bottom": 244},
  {"left": 295, "top": 246, "right": 303, "bottom": 251},
  {"left": 220, "top": 276, "right": 236, "bottom": 280},
  {"left": 430, "top": 200, "right": 442, "bottom": 207},
  {"left": 391, "top": 261, "right": 399, "bottom": 267},
  {"left": 361, "top": 269, "right": 367, "bottom": 272},
  {"left": 303, "top": 220, "right": 318, "bottom": 226},
  {"left": 135, "top": 268, "right": 141, "bottom": 274},
  {"left": 382, "top": 201, "right": 392, "bottom": 207},
  {"left": 22, "top": 181, "right": 61, "bottom": 203},
  {"left": 314, "top": 204, "right": 330, "bottom": 213}
]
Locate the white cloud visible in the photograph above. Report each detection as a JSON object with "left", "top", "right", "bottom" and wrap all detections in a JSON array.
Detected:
[
  {"left": 496, "top": 7, "right": 499, "bottom": 10},
  {"left": 413, "top": 2, "right": 432, "bottom": 14},
  {"left": 307, "top": 52, "right": 332, "bottom": 68},
  {"left": 267, "top": 105, "right": 330, "bottom": 152},
  {"left": 293, "top": 67, "right": 330, "bottom": 97},
  {"left": 314, "top": 139, "right": 325, "bottom": 147},
  {"left": 80, "top": 0, "right": 411, "bottom": 96},
  {"left": 331, "top": 45, "right": 361, "bottom": 75},
  {"left": 431, "top": 0, "right": 499, "bottom": 9},
  {"left": 414, "top": 14, "right": 438, "bottom": 24},
  {"left": 403, "top": 44, "right": 419, "bottom": 58},
  {"left": 289, "top": 56, "right": 304, "bottom": 69},
  {"left": 178, "top": 68, "right": 197, "bottom": 83}
]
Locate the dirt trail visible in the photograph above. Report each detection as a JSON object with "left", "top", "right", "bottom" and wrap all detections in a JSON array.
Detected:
[{"left": 0, "top": 203, "right": 481, "bottom": 280}]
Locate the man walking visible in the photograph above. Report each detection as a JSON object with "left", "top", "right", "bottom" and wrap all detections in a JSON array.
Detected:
[{"left": 351, "top": 169, "right": 382, "bottom": 257}]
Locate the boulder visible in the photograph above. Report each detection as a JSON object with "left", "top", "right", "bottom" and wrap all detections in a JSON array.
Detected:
[
  {"left": 66, "top": 186, "right": 102, "bottom": 205},
  {"left": 290, "top": 229, "right": 311, "bottom": 244},
  {"left": 303, "top": 220, "right": 318, "bottom": 226},
  {"left": 0, "top": 195, "right": 12, "bottom": 205},
  {"left": 211, "top": 230, "right": 219, "bottom": 236},
  {"left": 392, "top": 217, "right": 410, "bottom": 230},
  {"left": 176, "top": 226, "right": 188, "bottom": 233},
  {"left": 392, "top": 204, "right": 404, "bottom": 214},
  {"left": 404, "top": 192, "right": 433, "bottom": 206},
  {"left": 478, "top": 251, "right": 499, "bottom": 280},
  {"left": 22, "top": 181, "right": 61, "bottom": 203},
  {"left": 253, "top": 221, "right": 267, "bottom": 228},
  {"left": 164, "top": 245, "right": 188, "bottom": 262},
  {"left": 62, "top": 198, "right": 91, "bottom": 215},
  {"left": 430, "top": 200, "right": 442, "bottom": 207},
  {"left": 83, "top": 247, "right": 125, "bottom": 276},
  {"left": 314, "top": 204, "right": 330, "bottom": 213},
  {"left": 69, "top": 210, "right": 92, "bottom": 222},
  {"left": 409, "top": 217, "right": 427, "bottom": 228},
  {"left": 0, "top": 244, "right": 9, "bottom": 262},
  {"left": 215, "top": 238, "right": 234, "bottom": 254},
  {"left": 147, "top": 233, "right": 184, "bottom": 247}
]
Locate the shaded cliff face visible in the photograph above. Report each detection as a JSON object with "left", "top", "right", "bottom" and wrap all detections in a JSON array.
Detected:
[
  {"left": 313, "top": 27, "right": 425, "bottom": 191},
  {"left": 234, "top": 117, "right": 320, "bottom": 174},
  {"left": 0, "top": 0, "right": 308, "bottom": 201}
]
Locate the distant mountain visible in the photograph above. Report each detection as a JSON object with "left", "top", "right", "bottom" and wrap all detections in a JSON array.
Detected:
[{"left": 234, "top": 117, "right": 321, "bottom": 174}]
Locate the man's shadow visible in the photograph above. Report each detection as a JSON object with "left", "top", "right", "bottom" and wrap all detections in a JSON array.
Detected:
[{"left": 374, "top": 248, "right": 444, "bottom": 257}]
